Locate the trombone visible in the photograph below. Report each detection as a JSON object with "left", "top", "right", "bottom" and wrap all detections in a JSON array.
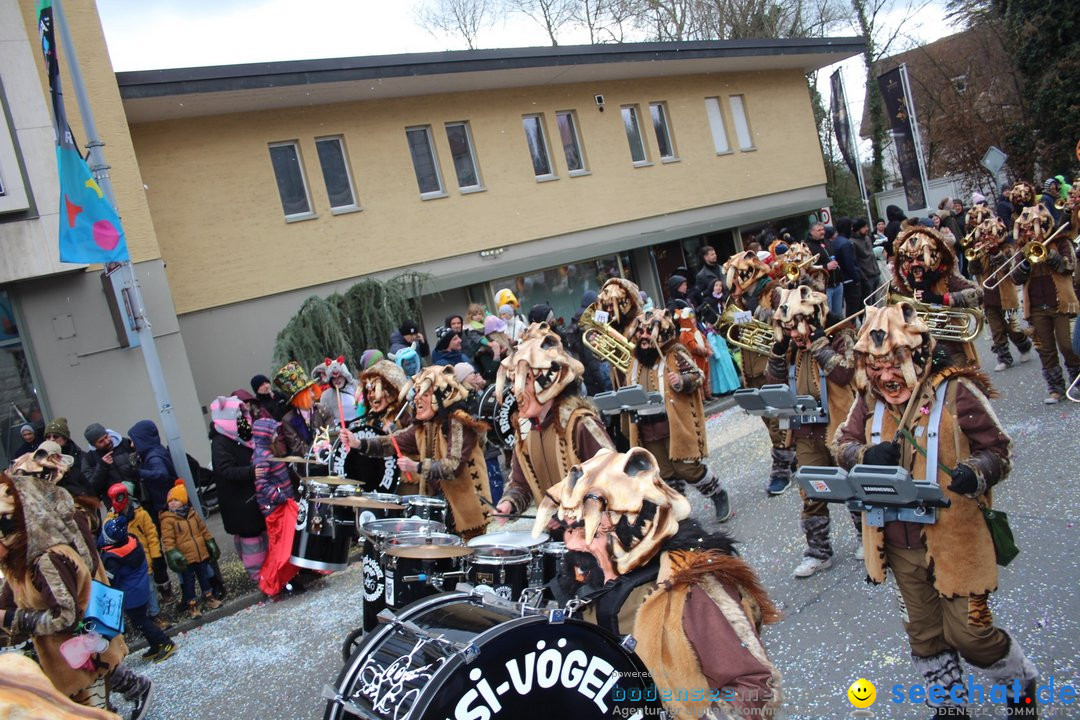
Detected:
[{"left": 982, "top": 221, "right": 1071, "bottom": 290}]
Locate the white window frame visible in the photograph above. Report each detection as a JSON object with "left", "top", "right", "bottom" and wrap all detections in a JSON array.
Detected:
[
  {"left": 555, "top": 110, "right": 589, "bottom": 177},
  {"left": 0, "top": 89, "right": 29, "bottom": 214},
  {"left": 314, "top": 135, "right": 360, "bottom": 214},
  {"left": 522, "top": 114, "right": 557, "bottom": 182},
  {"left": 405, "top": 125, "right": 447, "bottom": 200},
  {"left": 649, "top": 101, "right": 678, "bottom": 163},
  {"left": 621, "top": 105, "right": 651, "bottom": 167},
  {"left": 704, "top": 97, "right": 732, "bottom": 155},
  {"left": 728, "top": 94, "right": 755, "bottom": 151},
  {"left": 444, "top": 121, "right": 484, "bottom": 193},
  {"left": 268, "top": 140, "right": 316, "bottom": 222}
]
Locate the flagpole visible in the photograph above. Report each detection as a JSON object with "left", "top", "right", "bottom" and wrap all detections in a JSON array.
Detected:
[
  {"left": 838, "top": 71, "right": 875, "bottom": 224},
  {"left": 52, "top": 0, "right": 201, "bottom": 515},
  {"left": 900, "top": 63, "right": 931, "bottom": 206}
]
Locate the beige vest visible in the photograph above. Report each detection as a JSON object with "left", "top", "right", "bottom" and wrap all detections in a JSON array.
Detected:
[{"left": 415, "top": 412, "right": 491, "bottom": 537}]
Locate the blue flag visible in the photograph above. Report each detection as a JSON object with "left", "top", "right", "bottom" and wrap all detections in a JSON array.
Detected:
[{"left": 38, "top": 0, "right": 128, "bottom": 263}]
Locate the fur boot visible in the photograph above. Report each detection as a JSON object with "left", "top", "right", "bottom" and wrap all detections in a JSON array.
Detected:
[
  {"left": 1041, "top": 365, "right": 1065, "bottom": 395},
  {"left": 800, "top": 515, "right": 832, "bottom": 560},
  {"left": 975, "top": 633, "right": 1039, "bottom": 717},
  {"left": 911, "top": 650, "right": 967, "bottom": 714},
  {"left": 991, "top": 343, "right": 1014, "bottom": 367},
  {"left": 689, "top": 465, "right": 720, "bottom": 497},
  {"left": 769, "top": 447, "right": 796, "bottom": 484}
]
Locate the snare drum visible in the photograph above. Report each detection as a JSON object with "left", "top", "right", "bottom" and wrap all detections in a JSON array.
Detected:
[
  {"left": 540, "top": 541, "right": 567, "bottom": 586},
  {"left": 358, "top": 518, "right": 445, "bottom": 632},
  {"left": 466, "top": 546, "right": 532, "bottom": 601},
  {"left": 382, "top": 533, "right": 471, "bottom": 611},
  {"left": 467, "top": 531, "right": 549, "bottom": 587},
  {"left": 325, "top": 592, "right": 664, "bottom": 720},
  {"left": 401, "top": 495, "right": 448, "bottom": 525}
]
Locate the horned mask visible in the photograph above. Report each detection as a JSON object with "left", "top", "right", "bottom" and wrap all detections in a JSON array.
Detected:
[
  {"left": 771, "top": 285, "right": 828, "bottom": 343},
  {"left": 853, "top": 303, "right": 933, "bottom": 398},
  {"left": 399, "top": 365, "right": 470, "bottom": 411},
  {"left": 495, "top": 322, "right": 583, "bottom": 407},
  {"left": 1012, "top": 204, "right": 1054, "bottom": 246},
  {"left": 634, "top": 309, "right": 678, "bottom": 353},
  {"left": 596, "top": 278, "right": 643, "bottom": 332},
  {"left": 723, "top": 250, "right": 770, "bottom": 295},
  {"left": 965, "top": 205, "right": 994, "bottom": 232},
  {"left": 1007, "top": 181, "right": 1036, "bottom": 209},
  {"left": 533, "top": 448, "right": 691, "bottom": 575},
  {"left": 360, "top": 360, "right": 408, "bottom": 415}
]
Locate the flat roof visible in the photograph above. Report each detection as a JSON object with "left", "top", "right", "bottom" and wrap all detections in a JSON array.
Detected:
[{"left": 117, "top": 38, "right": 863, "bottom": 122}]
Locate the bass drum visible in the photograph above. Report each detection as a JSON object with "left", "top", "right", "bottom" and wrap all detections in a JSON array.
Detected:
[
  {"left": 328, "top": 422, "right": 401, "bottom": 493},
  {"left": 324, "top": 592, "right": 664, "bottom": 720},
  {"left": 474, "top": 385, "right": 519, "bottom": 449}
]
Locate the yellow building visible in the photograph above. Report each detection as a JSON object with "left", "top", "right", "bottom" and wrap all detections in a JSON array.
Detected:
[{"left": 0, "top": 0, "right": 859, "bottom": 460}]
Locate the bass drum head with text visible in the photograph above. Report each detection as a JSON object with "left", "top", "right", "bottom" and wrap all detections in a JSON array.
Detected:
[
  {"left": 475, "top": 385, "right": 518, "bottom": 449},
  {"left": 328, "top": 423, "right": 400, "bottom": 493},
  {"left": 325, "top": 592, "right": 664, "bottom": 720}
]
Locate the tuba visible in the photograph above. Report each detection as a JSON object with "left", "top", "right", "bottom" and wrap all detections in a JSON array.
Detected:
[
  {"left": 580, "top": 303, "right": 634, "bottom": 373},
  {"left": 887, "top": 292, "right": 984, "bottom": 343}
]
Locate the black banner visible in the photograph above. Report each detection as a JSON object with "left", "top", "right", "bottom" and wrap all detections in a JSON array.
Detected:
[
  {"left": 877, "top": 66, "right": 927, "bottom": 211},
  {"left": 830, "top": 70, "right": 858, "bottom": 180}
]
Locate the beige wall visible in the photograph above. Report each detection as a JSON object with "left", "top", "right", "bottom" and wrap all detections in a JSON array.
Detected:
[{"left": 130, "top": 69, "right": 824, "bottom": 314}]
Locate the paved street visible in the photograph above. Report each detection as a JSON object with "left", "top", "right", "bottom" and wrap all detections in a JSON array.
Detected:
[{"left": 117, "top": 338, "right": 1080, "bottom": 719}]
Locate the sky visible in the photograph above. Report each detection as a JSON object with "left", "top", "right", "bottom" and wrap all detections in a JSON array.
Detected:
[{"left": 95, "top": 0, "right": 961, "bottom": 160}]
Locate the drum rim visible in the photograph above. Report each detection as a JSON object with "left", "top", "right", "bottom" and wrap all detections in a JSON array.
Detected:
[
  {"left": 386, "top": 531, "right": 465, "bottom": 547},
  {"left": 468, "top": 544, "right": 533, "bottom": 564},
  {"left": 401, "top": 495, "right": 449, "bottom": 507},
  {"left": 358, "top": 518, "right": 445, "bottom": 538},
  {"left": 467, "top": 531, "right": 550, "bottom": 548},
  {"left": 362, "top": 492, "right": 402, "bottom": 503}
]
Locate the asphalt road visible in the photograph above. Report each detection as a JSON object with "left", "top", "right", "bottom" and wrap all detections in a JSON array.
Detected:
[{"left": 115, "top": 336, "right": 1080, "bottom": 720}]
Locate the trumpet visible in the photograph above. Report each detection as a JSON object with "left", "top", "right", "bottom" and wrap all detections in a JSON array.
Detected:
[
  {"left": 887, "top": 292, "right": 984, "bottom": 343},
  {"left": 580, "top": 303, "right": 634, "bottom": 373},
  {"left": 982, "top": 221, "right": 1072, "bottom": 290}
]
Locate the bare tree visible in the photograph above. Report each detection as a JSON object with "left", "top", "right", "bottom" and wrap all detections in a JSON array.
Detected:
[
  {"left": 505, "top": 0, "right": 578, "bottom": 45},
  {"left": 571, "top": 0, "right": 642, "bottom": 42},
  {"left": 416, "top": 0, "right": 499, "bottom": 49},
  {"left": 637, "top": 0, "right": 849, "bottom": 42}
]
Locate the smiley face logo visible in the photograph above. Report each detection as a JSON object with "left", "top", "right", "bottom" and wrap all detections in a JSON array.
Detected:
[{"left": 847, "top": 678, "right": 876, "bottom": 708}]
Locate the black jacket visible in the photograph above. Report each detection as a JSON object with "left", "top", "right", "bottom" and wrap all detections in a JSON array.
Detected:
[
  {"left": 884, "top": 205, "right": 907, "bottom": 257},
  {"left": 81, "top": 437, "right": 140, "bottom": 502},
  {"left": 694, "top": 262, "right": 723, "bottom": 299},
  {"left": 210, "top": 428, "right": 266, "bottom": 538}
]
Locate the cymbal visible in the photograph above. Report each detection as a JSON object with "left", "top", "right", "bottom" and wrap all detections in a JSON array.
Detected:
[
  {"left": 313, "top": 496, "right": 405, "bottom": 510},
  {"left": 280, "top": 456, "right": 313, "bottom": 463},
  {"left": 385, "top": 545, "right": 473, "bottom": 559},
  {"left": 302, "top": 476, "right": 353, "bottom": 485}
]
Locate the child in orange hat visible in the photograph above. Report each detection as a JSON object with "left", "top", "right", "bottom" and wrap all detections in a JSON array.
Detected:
[{"left": 159, "top": 480, "right": 222, "bottom": 619}]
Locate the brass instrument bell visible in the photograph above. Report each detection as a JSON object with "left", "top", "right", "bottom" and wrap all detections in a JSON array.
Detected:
[{"left": 579, "top": 303, "right": 634, "bottom": 373}]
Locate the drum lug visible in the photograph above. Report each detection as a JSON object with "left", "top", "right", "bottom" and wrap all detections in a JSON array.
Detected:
[
  {"left": 321, "top": 684, "right": 379, "bottom": 720},
  {"left": 620, "top": 634, "right": 638, "bottom": 652}
]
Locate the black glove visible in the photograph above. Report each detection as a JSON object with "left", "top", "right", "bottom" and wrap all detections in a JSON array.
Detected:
[
  {"left": 771, "top": 336, "right": 790, "bottom": 357},
  {"left": 920, "top": 289, "right": 945, "bottom": 305},
  {"left": 947, "top": 464, "right": 979, "bottom": 495},
  {"left": 863, "top": 441, "right": 901, "bottom": 466}
]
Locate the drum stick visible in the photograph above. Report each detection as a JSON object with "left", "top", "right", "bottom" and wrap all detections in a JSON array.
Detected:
[
  {"left": 336, "top": 390, "right": 347, "bottom": 433},
  {"left": 387, "top": 433, "right": 415, "bottom": 485}
]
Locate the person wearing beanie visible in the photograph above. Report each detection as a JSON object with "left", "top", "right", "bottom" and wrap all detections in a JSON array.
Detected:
[
  {"left": 13, "top": 423, "right": 39, "bottom": 458},
  {"left": 432, "top": 330, "right": 468, "bottom": 366},
  {"left": 40, "top": 417, "right": 90, "bottom": 500},
  {"left": 527, "top": 303, "right": 555, "bottom": 325},
  {"left": 127, "top": 420, "right": 178, "bottom": 519},
  {"left": 250, "top": 373, "right": 285, "bottom": 420},
  {"left": 160, "top": 479, "right": 222, "bottom": 618},
  {"left": 1040, "top": 177, "right": 1063, "bottom": 223},
  {"left": 388, "top": 319, "right": 430, "bottom": 358},
  {"left": 498, "top": 303, "right": 527, "bottom": 342},
  {"left": 972, "top": 192, "right": 987, "bottom": 206},
  {"left": 80, "top": 422, "right": 140, "bottom": 503},
  {"left": 454, "top": 361, "right": 484, "bottom": 389},
  {"left": 850, "top": 217, "right": 883, "bottom": 302},
  {"left": 97, "top": 515, "right": 177, "bottom": 663},
  {"left": 665, "top": 274, "right": 689, "bottom": 310},
  {"left": 831, "top": 216, "right": 863, "bottom": 318},
  {"left": 473, "top": 315, "right": 512, "bottom": 385},
  {"left": 251, "top": 418, "right": 302, "bottom": 597},
  {"left": 105, "top": 482, "right": 173, "bottom": 630}
]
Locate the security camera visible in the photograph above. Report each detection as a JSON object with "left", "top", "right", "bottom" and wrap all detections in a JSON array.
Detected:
[{"left": 594, "top": 94, "right": 605, "bottom": 111}]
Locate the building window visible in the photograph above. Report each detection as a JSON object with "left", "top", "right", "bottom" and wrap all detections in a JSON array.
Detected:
[
  {"left": 621, "top": 105, "right": 649, "bottom": 165},
  {"left": 704, "top": 97, "right": 731, "bottom": 155},
  {"left": 522, "top": 115, "right": 556, "bottom": 180},
  {"left": 728, "top": 95, "right": 755, "bottom": 151},
  {"left": 555, "top": 111, "right": 587, "bottom": 175},
  {"left": 314, "top": 136, "right": 358, "bottom": 212},
  {"left": 649, "top": 102, "right": 677, "bottom": 161},
  {"left": 405, "top": 125, "right": 446, "bottom": 198},
  {"left": 445, "top": 122, "right": 483, "bottom": 192},
  {"left": 268, "top": 141, "right": 314, "bottom": 219}
]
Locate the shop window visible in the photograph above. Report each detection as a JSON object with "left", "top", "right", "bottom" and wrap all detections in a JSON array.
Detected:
[
  {"left": 445, "top": 121, "right": 483, "bottom": 192},
  {"left": 522, "top": 114, "right": 556, "bottom": 180},
  {"left": 649, "top": 102, "right": 677, "bottom": 161},
  {"left": 314, "top": 136, "right": 359, "bottom": 212},
  {"left": 268, "top": 141, "right": 314, "bottom": 220},
  {"left": 0, "top": 290, "right": 44, "bottom": 468},
  {"left": 621, "top": 105, "right": 649, "bottom": 165},
  {"left": 406, "top": 125, "right": 446, "bottom": 198},
  {"left": 555, "top": 111, "right": 587, "bottom": 175}
]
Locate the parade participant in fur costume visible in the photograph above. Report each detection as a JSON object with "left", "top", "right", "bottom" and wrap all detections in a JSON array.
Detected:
[
  {"left": 966, "top": 217, "right": 1034, "bottom": 372},
  {"left": 833, "top": 303, "right": 1038, "bottom": 717},
  {"left": 317, "top": 356, "right": 359, "bottom": 425},
  {"left": 1008, "top": 204, "right": 1080, "bottom": 404},
  {"left": 774, "top": 241, "right": 828, "bottom": 291},
  {"left": 625, "top": 309, "right": 731, "bottom": 521},
  {"left": 722, "top": 250, "right": 794, "bottom": 496},
  {"left": 538, "top": 448, "right": 782, "bottom": 720},
  {"left": 343, "top": 365, "right": 492, "bottom": 540},
  {"left": 273, "top": 361, "right": 333, "bottom": 457},
  {"left": 765, "top": 285, "right": 860, "bottom": 577},
  {"left": 357, "top": 360, "right": 410, "bottom": 432},
  {"left": 890, "top": 225, "right": 984, "bottom": 367},
  {"left": 493, "top": 323, "right": 613, "bottom": 519}
]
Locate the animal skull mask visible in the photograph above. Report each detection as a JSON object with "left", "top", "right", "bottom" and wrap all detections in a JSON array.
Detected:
[
  {"left": 853, "top": 303, "right": 933, "bottom": 405},
  {"left": 893, "top": 227, "right": 954, "bottom": 292},
  {"left": 596, "top": 278, "right": 643, "bottom": 333},
  {"left": 1007, "top": 181, "right": 1037, "bottom": 209},
  {"left": 360, "top": 360, "right": 408, "bottom": 415},
  {"left": 533, "top": 448, "right": 690, "bottom": 575},
  {"left": 965, "top": 205, "right": 994, "bottom": 232},
  {"left": 723, "top": 250, "right": 771, "bottom": 295},
  {"left": 1012, "top": 204, "right": 1055, "bottom": 246},
  {"left": 399, "top": 365, "right": 470, "bottom": 412},
  {"left": 634, "top": 309, "right": 678, "bottom": 353},
  {"left": 771, "top": 285, "right": 828, "bottom": 344},
  {"left": 495, "top": 322, "right": 583, "bottom": 407},
  {"left": 974, "top": 217, "right": 1008, "bottom": 253}
]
